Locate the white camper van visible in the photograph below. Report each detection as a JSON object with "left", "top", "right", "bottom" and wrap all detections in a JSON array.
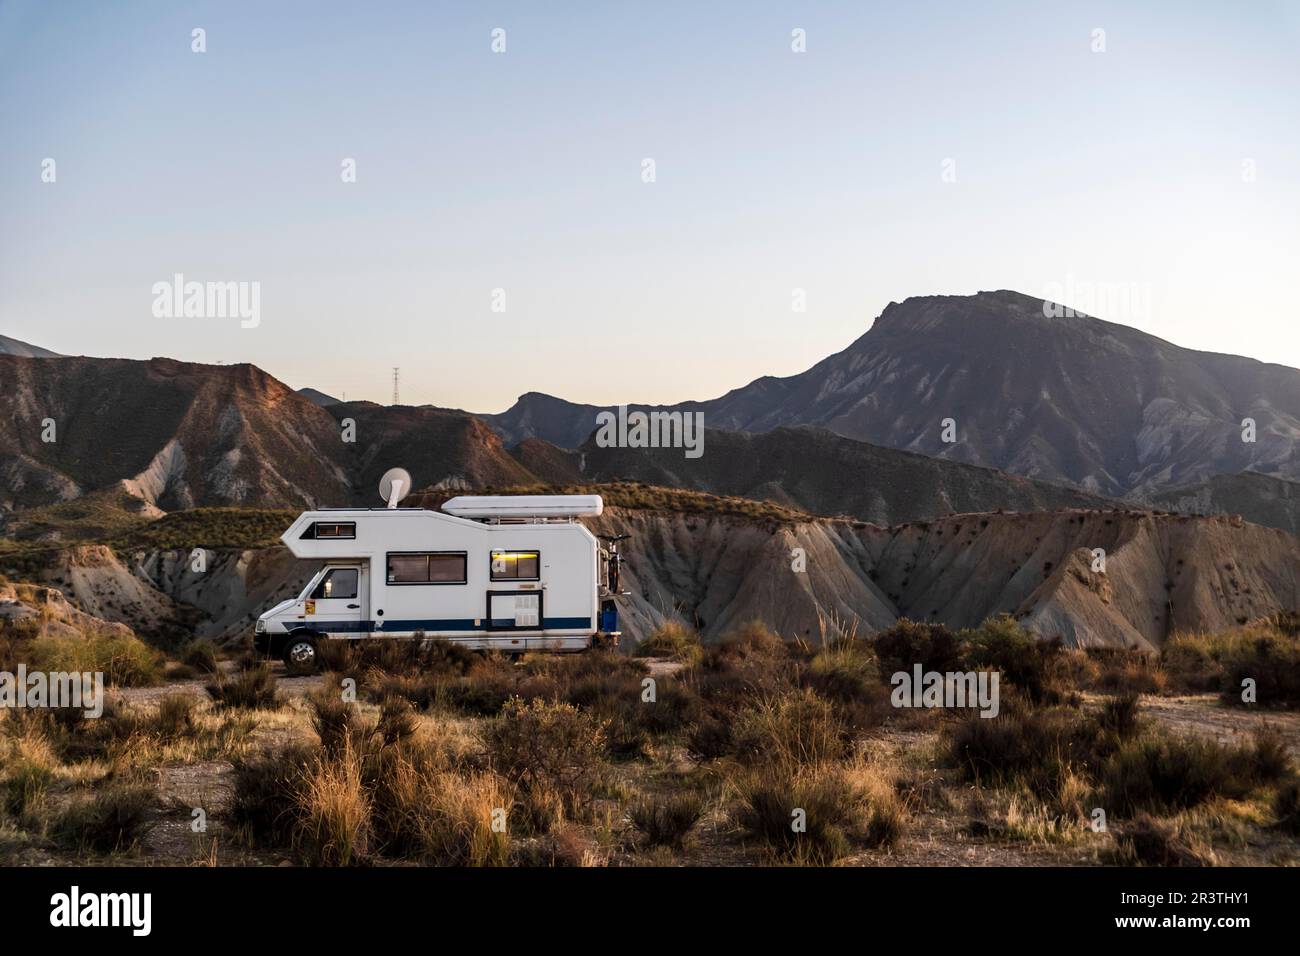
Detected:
[{"left": 254, "top": 494, "right": 624, "bottom": 673}]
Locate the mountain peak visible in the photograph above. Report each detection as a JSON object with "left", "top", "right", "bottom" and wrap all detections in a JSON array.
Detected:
[
  {"left": 0, "top": 334, "right": 61, "bottom": 358},
  {"left": 871, "top": 290, "right": 1062, "bottom": 333},
  {"left": 298, "top": 387, "right": 341, "bottom": 407},
  {"left": 484, "top": 287, "right": 1300, "bottom": 499}
]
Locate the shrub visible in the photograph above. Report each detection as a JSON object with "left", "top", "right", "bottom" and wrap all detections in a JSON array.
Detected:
[
  {"left": 735, "top": 767, "right": 855, "bottom": 864},
  {"left": 232, "top": 732, "right": 513, "bottom": 866},
  {"left": 1080, "top": 647, "right": 1167, "bottom": 695},
  {"left": 962, "top": 615, "right": 1061, "bottom": 703},
  {"left": 0, "top": 712, "right": 60, "bottom": 827},
  {"left": 1259, "top": 610, "right": 1300, "bottom": 637},
  {"left": 371, "top": 653, "right": 518, "bottom": 716},
  {"left": 948, "top": 711, "right": 1058, "bottom": 789},
  {"left": 629, "top": 680, "right": 699, "bottom": 737},
  {"left": 1220, "top": 632, "right": 1300, "bottom": 708},
  {"left": 629, "top": 793, "right": 705, "bottom": 849},
  {"left": 486, "top": 697, "right": 608, "bottom": 825},
  {"left": 1113, "top": 814, "right": 1212, "bottom": 866},
  {"left": 714, "top": 620, "right": 786, "bottom": 662},
  {"left": 1100, "top": 730, "right": 1286, "bottom": 815},
  {"left": 415, "top": 769, "right": 512, "bottom": 865},
  {"left": 180, "top": 639, "right": 220, "bottom": 675},
  {"left": 487, "top": 697, "right": 607, "bottom": 790},
  {"left": 31, "top": 692, "right": 251, "bottom": 767},
  {"left": 229, "top": 745, "right": 315, "bottom": 847},
  {"left": 1164, "top": 626, "right": 1300, "bottom": 705},
  {"left": 115, "top": 508, "right": 298, "bottom": 551},
  {"left": 692, "top": 642, "right": 797, "bottom": 709},
  {"left": 437, "top": 675, "right": 516, "bottom": 716},
  {"left": 634, "top": 621, "right": 703, "bottom": 665},
  {"left": 315, "top": 639, "right": 359, "bottom": 675},
  {"left": 802, "top": 640, "right": 889, "bottom": 730},
  {"left": 561, "top": 660, "right": 697, "bottom": 759},
  {"left": 154, "top": 693, "right": 197, "bottom": 740},
  {"left": 366, "top": 740, "right": 440, "bottom": 857},
  {"left": 29, "top": 630, "right": 163, "bottom": 687},
  {"left": 945, "top": 706, "right": 1115, "bottom": 798},
  {"left": 165, "top": 662, "right": 199, "bottom": 681},
  {"left": 872, "top": 619, "right": 963, "bottom": 677},
  {"left": 375, "top": 695, "right": 419, "bottom": 746},
  {"left": 321, "top": 636, "right": 482, "bottom": 680},
  {"left": 513, "top": 823, "right": 605, "bottom": 867},
  {"left": 842, "top": 759, "right": 909, "bottom": 849},
  {"left": 368, "top": 672, "right": 440, "bottom": 711},
  {"left": 686, "top": 713, "right": 735, "bottom": 762},
  {"left": 367, "top": 740, "right": 512, "bottom": 865},
  {"left": 894, "top": 766, "right": 953, "bottom": 813},
  {"left": 1095, "top": 692, "right": 1142, "bottom": 740},
  {"left": 2, "top": 753, "right": 56, "bottom": 823},
  {"left": 733, "top": 689, "right": 851, "bottom": 769},
  {"left": 683, "top": 643, "right": 822, "bottom": 762},
  {"left": 1161, "top": 634, "right": 1226, "bottom": 691},
  {"left": 862, "top": 795, "right": 906, "bottom": 848},
  {"left": 295, "top": 741, "right": 370, "bottom": 866},
  {"left": 1273, "top": 780, "right": 1300, "bottom": 835},
  {"left": 308, "top": 687, "right": 365, "bottom": 757},
  {"left": 1245, "top": 727, "right": 1292, "bottom": 783},
  {"left": 52, "top": 781, "right": 155, "bottom": 854},
  {"left": 553, "top": 651, "right": 645, "bottom": 703},
  {"left": 206, "top": 661, "right": 283, "bottom": 710}
]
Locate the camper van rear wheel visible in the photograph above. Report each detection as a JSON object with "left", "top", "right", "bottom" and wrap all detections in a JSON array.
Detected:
[{"left": 283, "top": 634, "right": 320, "bottom": 675}]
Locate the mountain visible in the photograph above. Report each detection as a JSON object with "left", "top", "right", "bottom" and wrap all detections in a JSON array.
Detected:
[
  {"left": 0, "top": 335, "right": 60, "bottom": 358},
  {"left": 510, "top": 436, "right": 584, "bottom": 484},
  {"left": 0, "top": 353, "right": 545, "bottom": 512},
  {"left": 1147, "top": 472, "right": 1300, "bottom": 537},
  {"left": 298, "top": 387, "right": 341, "bottom": 407},
  {"left": 486, "top": 391, "right": 605, "bottom": 450},
  {"left": 561, "top": 425, "right": 1113, "bottom": 526},
  {"left": 2, "top": 351, "right": 1111, "bottom": 523},
  {"left": 2, "top": 348, "right": 1296, "bottom": 542},
  {"left": 325, "top": 401, "right": 538, "bottom": 496},
  {"left": 485, "top": 291, "right": 1300, "bottom": 497},
  {"left": 0, "top": 355, "right": 352, "bottom": 510}
]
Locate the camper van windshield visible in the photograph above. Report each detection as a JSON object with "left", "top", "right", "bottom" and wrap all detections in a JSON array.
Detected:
[{"left": 312, "top": 568, "right": 358, "bottom": 600}]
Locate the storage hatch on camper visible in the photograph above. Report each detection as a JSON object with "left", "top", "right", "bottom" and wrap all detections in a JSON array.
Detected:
[{"left": 487, "top": 591, "right": 541, "bottom": 629}]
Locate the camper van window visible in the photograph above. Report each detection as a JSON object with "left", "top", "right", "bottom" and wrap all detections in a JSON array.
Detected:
[
  {"left": 490, "top": 550, "right": 540, "bottom": 581},
  {"left": 386, "top": 552, "right": 467, "bottom": 585},
  {"left": 301, "top": 522, "right": 356, "bottom": 540},
  {"left": 312, "top": 568, "right": 358, "bottom": 600}
]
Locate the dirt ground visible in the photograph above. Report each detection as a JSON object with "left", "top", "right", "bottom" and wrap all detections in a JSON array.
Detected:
[
  {"left": 8, "top": 666, "right": 1297, "bottom": 868},
  {"left": 1132, "top": 694, "right": 1300, "bottom": 759}
]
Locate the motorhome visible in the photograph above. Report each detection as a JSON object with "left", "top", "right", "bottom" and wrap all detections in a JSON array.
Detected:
[{"left": 254, "top": 494, "right": 624, "bottom": 673}]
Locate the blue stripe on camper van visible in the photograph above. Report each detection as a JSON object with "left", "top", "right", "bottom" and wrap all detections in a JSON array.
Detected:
[
  {"left": 545, "top": 616, "right": 594, "bottom": 630},
  {"left": 299, "top": 617, "right": 593, "bottom": 634}
]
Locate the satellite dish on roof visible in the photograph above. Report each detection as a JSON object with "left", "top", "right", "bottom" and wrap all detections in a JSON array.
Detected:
[{"left": 379, "top": 467, "right": 412, "bottom": 509}]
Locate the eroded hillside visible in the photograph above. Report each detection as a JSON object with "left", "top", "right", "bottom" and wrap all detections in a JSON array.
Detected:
[
  {"left": 9, "top": 503, "right": 1292, "bottom": 652},
  {"left": 594, "top": 506, "right": 1298, "bottom": 650}
]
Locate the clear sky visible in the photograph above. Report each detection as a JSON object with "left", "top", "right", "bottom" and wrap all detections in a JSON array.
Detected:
[{"left": 2, "top": 1, "right": 1298, "bottom": 411}]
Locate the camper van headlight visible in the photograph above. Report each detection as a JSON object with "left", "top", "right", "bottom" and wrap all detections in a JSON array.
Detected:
[{"left": 255, "top": 619, "right": 266, "bottom": 634}]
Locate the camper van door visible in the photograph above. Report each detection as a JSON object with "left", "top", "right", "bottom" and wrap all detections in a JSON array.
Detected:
[{"left": 306, "top": 565, "right": 368, "bottom": 636}]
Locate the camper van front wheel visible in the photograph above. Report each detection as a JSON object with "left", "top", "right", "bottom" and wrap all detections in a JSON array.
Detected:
[{"left": 283, "top": 634, "right": 320, "bottom": 675}]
